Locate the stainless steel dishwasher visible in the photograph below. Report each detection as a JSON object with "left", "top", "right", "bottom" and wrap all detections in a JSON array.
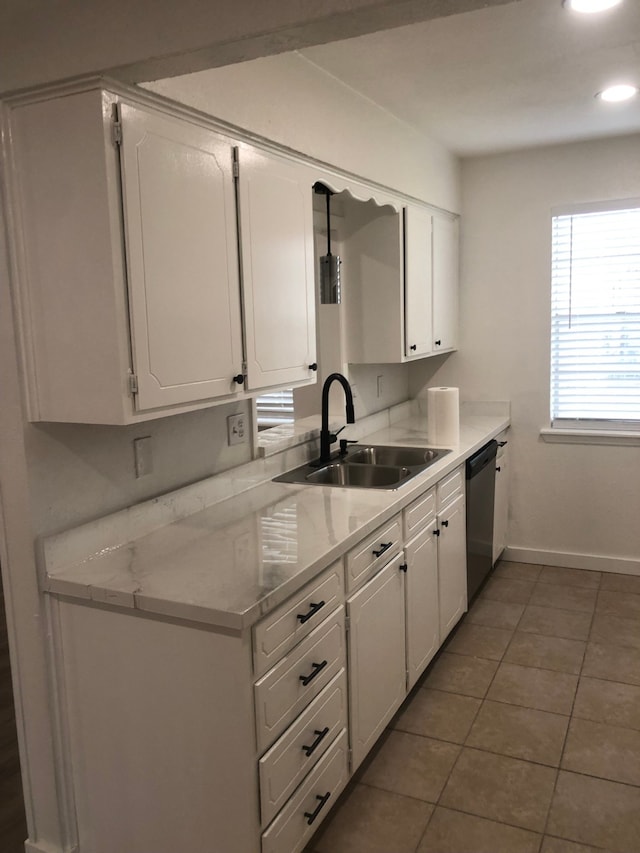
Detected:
[{"left": 465, "top": 439, "right": 498, "bottom": 603}]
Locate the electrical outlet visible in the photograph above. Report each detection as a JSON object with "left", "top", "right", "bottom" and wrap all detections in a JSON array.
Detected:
[
  {"left": 376, "top": 375, "right": 384, "bottom": 398},
  {"left": 227, "top": 413, "right": 247, "bottom": 446},
  {"left": 133, "top": 436, "right": 153, "bottom": 478}
]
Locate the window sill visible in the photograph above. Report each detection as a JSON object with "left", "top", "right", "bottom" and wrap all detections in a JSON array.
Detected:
[{"left": 540, "top": 427, "right": 640, "bottom": 447}]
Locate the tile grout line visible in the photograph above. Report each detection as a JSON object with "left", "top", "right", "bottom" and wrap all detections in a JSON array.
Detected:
[
  {"left": 539, "top": 565, "right": 602, "bottom": 843},
  {"left": 413, "top": 572, "right": 534, "bottom": 851}
]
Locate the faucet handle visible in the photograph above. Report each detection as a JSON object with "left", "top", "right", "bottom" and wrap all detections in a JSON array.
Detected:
[{"left": 339, "top": 438, "right": 358, "bottom": 456}]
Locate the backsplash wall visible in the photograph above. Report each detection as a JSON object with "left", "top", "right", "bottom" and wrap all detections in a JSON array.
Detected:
[{"left": 25, "top": 400, "right": 251, "bottom": 538}]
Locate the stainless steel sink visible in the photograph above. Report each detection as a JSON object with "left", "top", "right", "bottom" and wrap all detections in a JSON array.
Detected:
[
  {"left": 273, "top": 444, "right": 450, "bottom": 490},
  {"left": 347, "top": 445, "right": 445, "bottom": 468},
  {"left": 305, "top": 463, "right": 411, "bottom": 488}
]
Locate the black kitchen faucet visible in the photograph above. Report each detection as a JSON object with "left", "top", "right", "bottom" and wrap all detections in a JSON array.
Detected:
[{"left": 315, "top": 372, "right": 355, "bottom": 466}]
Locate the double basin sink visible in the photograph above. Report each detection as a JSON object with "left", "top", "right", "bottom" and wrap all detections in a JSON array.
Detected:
[{"left": 274, "top": 444, "right": 451, "bottom": 490}]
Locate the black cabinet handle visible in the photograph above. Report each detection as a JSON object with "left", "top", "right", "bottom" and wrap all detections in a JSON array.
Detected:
[
  {"left": 433, "top": 529, "right": 440, "bottom": 537},
  {"left": 309, "top": 363, "right": 318, "bottom": 371},
  {"left": 496, "top": 466, "right": 501, "bottom": 472},
  {"left": 372, "top": 541, "right": 392, "bottom": 558},
  {"left": 297, "top": 600, "right": 326, "bottom": 625},
  {"left": 441, "top": 519, "right": 449, "bottom": 528},
  {"left": 233, "top": 374, "right": 244, "bottom": 384},
  {"left": 302, "top": 726, "right": 330, "bottom": 757},
  {"left": 410, "top": 344, "right": 417, "bottom": 351},
  {"left": 399, "top": 563, "right": 408, "bottom": 573},
  {"left": 434, "top": 339, "right": 442, "bottom": 346},
  {"left": 299, "top": 660, "right": 328, "bottom": 687},
  {"left": 498, "top": 440, "right": 508, "bottom": 447},
  {"left": 304, "top": 792, "right": 331, "bottom": 826}
]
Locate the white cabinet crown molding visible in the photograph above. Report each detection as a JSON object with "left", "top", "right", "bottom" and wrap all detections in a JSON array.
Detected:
[{"left": 3, "top": 75, "right": 460, "bottom": 220}]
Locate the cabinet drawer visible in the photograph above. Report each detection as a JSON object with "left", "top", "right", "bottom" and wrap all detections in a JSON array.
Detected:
[
  {"left": 404, "top": 487, "right": 436, "bottom": 539},
  {"left": 259, "top": 669, "right": 347, "bottom": 827},
  {"left": 253, "top": 561, "right": 344, "bottom": 678},
  {"left": 261, "top": 729, "right": 349, "bottom": 853},
  {"left": 345, "top": 516, "right": 402, "bottom": 592},
  {"left": 437, "top": 465, "right": 464, "bottom": 510},
  {"left": 255, "top": 607, "right": 345, "bottom": 753}
]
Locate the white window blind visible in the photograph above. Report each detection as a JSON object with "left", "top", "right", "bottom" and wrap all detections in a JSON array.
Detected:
[
  {"left": 255, "top": 389, "right": 295, "bottom": 429},
  {"left": 550, "top": 204, "right": 640, "bottom": 428}
]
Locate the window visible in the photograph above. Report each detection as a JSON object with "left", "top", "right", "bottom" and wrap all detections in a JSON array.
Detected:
[
  {"left": 255, "top": 389, "right": 295, "bottom": 430},
  {"left": 550, "top": 201, "right": 640, "bottom": 430}
]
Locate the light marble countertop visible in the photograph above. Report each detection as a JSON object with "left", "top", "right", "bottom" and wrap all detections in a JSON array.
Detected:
[{"left": 42, "top": 407, "right": 509, "bottom": 631}]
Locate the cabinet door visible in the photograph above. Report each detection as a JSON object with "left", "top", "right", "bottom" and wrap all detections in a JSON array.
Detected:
[
  {"left": 118, "top": 102, "right": 244, "bottom": 411},
  {"left": 438, "top": 492, "right": 467, "bottom": 640},
  {"left": 405, "top": 524, "right": 440, "bottom": 691},
  {"left": 347, "top": 553, "right": 406, "bottom": 771},
  {"left": 493, "top": 439, "right": 510, "bottom": 565},
  {"left": 404, "top": 205, "right": 433, "bottom": 358},
  {"left": 237, "top": 148, "right": 317, "bottom": 391},
  {"left": 432, "top": 214, "right": 459, "bottom": 353}
]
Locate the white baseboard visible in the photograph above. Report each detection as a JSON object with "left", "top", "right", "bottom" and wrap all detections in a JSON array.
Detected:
[
  {"left": 25, "top": 841, "right": 77, "bottom": 853},
  {"left": 503, "top": 547, "right": 640, "bottom": 577}
]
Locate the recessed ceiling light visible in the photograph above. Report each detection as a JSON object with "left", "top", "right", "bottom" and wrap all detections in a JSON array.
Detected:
[
  {"left": 564, "top": 0, "right": 623, "bottom": 12},
  {"left": 598, "top": 84, "right": 638, "bottom": 102}
]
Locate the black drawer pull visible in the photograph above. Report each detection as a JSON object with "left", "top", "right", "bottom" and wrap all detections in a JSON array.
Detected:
[
  {"left": 441, "top": 519, "right": 449, "bottom": 528},
  {"left": 372, "top": 541, "right": 392, "bottom": 558},
  {"left": 309, "top": 362, "right": 318, "bottom": 371},
  {"left": 302, "top": 726, "right": 330, "bottom": 757},
  {"left": 299, "top": 660, "right": 328, "bottom": 687},
  {"left": 410, "top": 344, "right": 417, "bottom": 351},
  {"left": 496, "top": 466, "right": 501, "bottom": 472},
  {"left": 498, "top": 440, "right": 508, "bottom": 447},
  {"left": 399, "top": 563, "right": 408, "bottom": 573},
  {"left": 433, "top": 529, "right": 440, "bottom": 537},
  {"left": 304, "top": 792, "right": 331, "bottom": 826},
  {"left": 233, "top": 373, "right": 244, "bottom": 384},
  {"left": 434, "top": 339, "right": 442, "bottom": 346},
  {"left": 297, "top": 600, "right": 326, "bottom": 624}
]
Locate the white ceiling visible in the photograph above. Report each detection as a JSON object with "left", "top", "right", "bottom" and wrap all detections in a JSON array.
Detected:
[{"left": 299, "top": 0, "right": 640, "bottom": 156}]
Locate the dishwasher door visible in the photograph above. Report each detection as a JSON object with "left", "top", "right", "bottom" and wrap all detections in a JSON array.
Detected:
[{"left": 465, "top": 439, "right": 498, "bottom": 603}]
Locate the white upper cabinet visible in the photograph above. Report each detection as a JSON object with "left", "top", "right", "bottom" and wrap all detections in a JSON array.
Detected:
[
  {"left": 432, "top": 213, "right": 459, "bottom": 353},
  {"left": 9, "top": 89, "right": 247, "bottom": 423},
  {"left": 404, "top": 205, "right": 433, "bottom": 358},
  {"left": 7, "top": 88, "right": 318, "bottom": 423},
  {"left": 118, "top": 102, "right": 244, "bottom": 411},
  {"left": 237, "top": 148, "right": 317, "bottom": 391},
  {"left": 331, "top": 191, "right": 459, "bottom": 366}
]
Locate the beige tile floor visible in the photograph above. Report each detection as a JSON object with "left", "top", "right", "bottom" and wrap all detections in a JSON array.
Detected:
[{"left": 306, "top": 561, "right": 640, "bottom": 853}]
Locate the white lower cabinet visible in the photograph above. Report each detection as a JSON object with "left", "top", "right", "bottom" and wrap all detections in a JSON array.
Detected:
[
  {"left": 437, "top": 486, "right": 468, "bottom": 640},
  {"left": 404, "top": 522, "right": 440, "bottom": 691},
  {"left": 347, "top": 551, "right": 407, "bottom": 771},
  {"left": 259, "top": 670, "right": 348, "bottom": 827},
  {"left": 261, "top": 729, "right": 349, "bottom": 853},
  {"left": 52, "top": 462, "right": 475, "bottom": 853},
  {"left": 254, "top": 607, "right": 345, "bottom": 753}
]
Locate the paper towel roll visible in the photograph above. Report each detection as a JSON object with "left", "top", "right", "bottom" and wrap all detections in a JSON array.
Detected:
[{"left": 427, "top": 387, "right": 460, "bottom": 446}]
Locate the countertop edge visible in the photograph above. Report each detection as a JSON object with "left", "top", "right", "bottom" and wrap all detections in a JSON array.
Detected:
[{"left": 44, "top": 414, "right": 510, "bottom": 631}]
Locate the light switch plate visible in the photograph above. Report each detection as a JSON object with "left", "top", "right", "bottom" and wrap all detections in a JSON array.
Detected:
[{"left": 227, "top": 413, "right": 247, "bottom": 446}]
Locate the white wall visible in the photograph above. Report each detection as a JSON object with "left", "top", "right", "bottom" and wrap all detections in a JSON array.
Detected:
[
  {"left": 411, "top": 133, "right": 640, "bottom": 570},
  {"left": 25, "top": 403, "right": 251, "bottom": 539},
  {"left": 144, "top": 53, "right": 460, "bottom": 213}
]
